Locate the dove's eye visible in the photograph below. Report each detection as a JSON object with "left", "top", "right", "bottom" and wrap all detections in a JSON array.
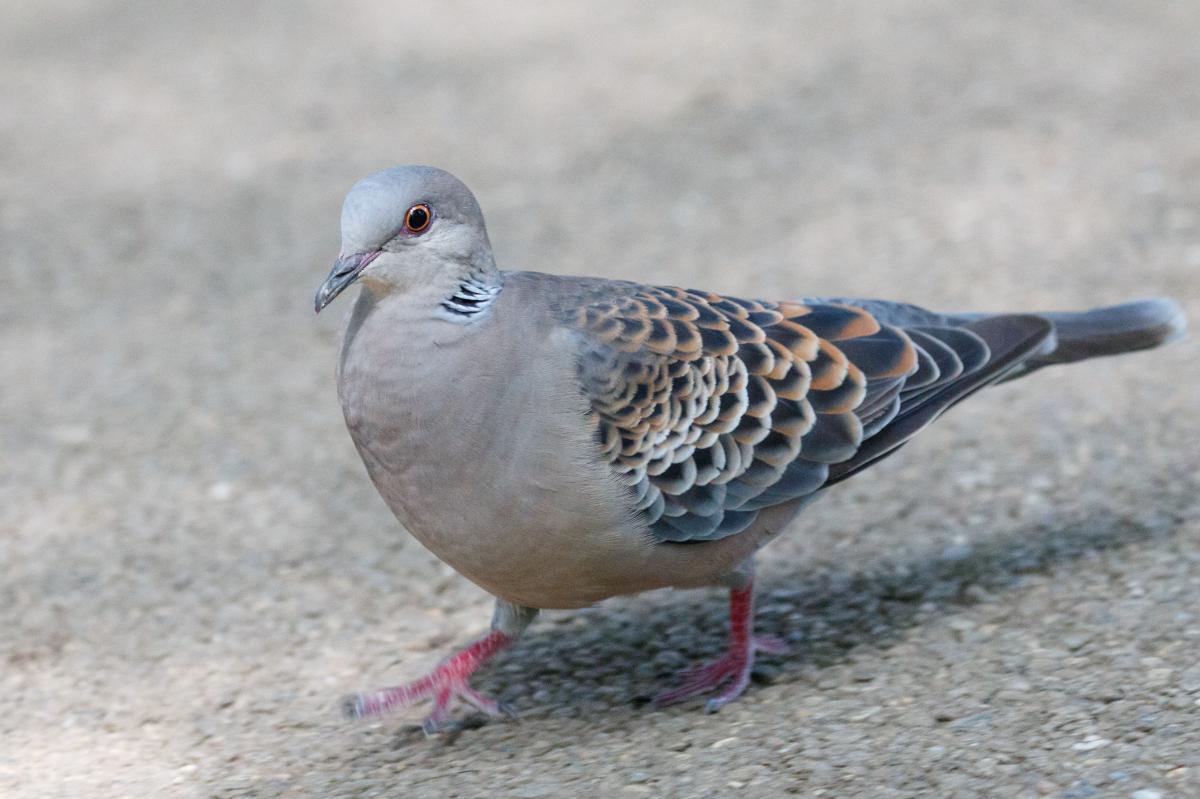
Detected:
[{"left": 405, "top": 203, "right": 432, "bottom": 234}]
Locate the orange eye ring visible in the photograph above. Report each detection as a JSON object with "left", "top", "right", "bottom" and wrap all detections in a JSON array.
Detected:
[{"left": 405, "top": 203, "right": 432, "bottom": 234}]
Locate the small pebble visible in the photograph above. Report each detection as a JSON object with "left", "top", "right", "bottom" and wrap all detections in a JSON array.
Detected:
[
  {"left": 1146, "top": 668, "right": 1175, "bottom": 688},
  {"left": 1063, "top": 781, "right": 1098, "bottom": 799},
  {"left": 1072, "top": 736, "right": 1110, "bottom": 751},
  {"left": 1062, "top": 633, "right": 1092, "bottom": 651}
]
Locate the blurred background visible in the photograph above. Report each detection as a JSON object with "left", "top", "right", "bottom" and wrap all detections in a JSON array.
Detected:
[{"left": 2, "top": 2, "right": 1198, "bottom": 796}]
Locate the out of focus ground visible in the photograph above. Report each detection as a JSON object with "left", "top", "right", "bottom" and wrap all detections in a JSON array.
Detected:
[{"left": 2, "top": 2, "right": 1198, "bottom": 797}]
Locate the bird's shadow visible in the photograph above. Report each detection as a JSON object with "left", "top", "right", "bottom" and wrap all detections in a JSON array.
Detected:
[{"left": 377, "top": 507, "right": 1176, "bottom": 748}]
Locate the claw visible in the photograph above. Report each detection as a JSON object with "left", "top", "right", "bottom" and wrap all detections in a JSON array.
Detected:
[
  {"left": 654, "top": 635, "right": 782, "bottom": 709},
  {"left": 342, "top": 693, "right": 369, "bottom": 720},
  {"left": 346, "top": 628, "right": 517, "bottom": 731},
  {"left": 654, "top": 582, "right": 785, "bottom": 710}
]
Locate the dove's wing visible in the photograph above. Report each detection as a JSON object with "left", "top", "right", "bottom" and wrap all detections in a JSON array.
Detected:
[{"left": 558, "top": 280, "right": 1053, "bottom": 543}]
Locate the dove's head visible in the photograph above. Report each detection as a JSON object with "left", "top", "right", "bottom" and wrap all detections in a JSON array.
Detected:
[{"left": 315, "top": 166, "right": 495, "bottom": 312}]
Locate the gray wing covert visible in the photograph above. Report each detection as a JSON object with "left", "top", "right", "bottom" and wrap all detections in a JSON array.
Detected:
[{"left": 566, "top": 285, "right": 999, "bottom": 543}]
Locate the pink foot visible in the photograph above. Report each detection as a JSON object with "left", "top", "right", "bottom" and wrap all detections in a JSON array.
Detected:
[
  {"left": 654, "top": 635, "right": 787, "bottom": 712},
  {"left": 653, "top": 582, "right": 786, "bottom": 712},
  {"left": 344, "top": 629, "right": 516, "bottom": 733}
]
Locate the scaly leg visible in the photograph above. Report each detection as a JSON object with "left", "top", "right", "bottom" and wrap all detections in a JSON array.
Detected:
[
  {"left": 654, "top": 578, "right": 786, "bottom": 712},
  {"left": 344, "top": 600, "right": 537, "bottom": 733}
]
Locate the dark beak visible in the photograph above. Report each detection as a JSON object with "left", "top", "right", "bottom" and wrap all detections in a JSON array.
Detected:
[{"left": 314, "top": 251, "right": 381, "bottom": 313}]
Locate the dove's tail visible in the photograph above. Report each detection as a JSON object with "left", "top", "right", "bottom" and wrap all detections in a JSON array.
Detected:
[{"left": 998, "top": 297, "right": 1187, "bottom": 382}]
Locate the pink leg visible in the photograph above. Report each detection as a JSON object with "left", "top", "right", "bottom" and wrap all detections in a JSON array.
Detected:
[
  {"left": 654, "top": 581, "right": 786, "bottom": 712},
  {"left": 344, "top": 601, "right": 535, "bottom": 733}
]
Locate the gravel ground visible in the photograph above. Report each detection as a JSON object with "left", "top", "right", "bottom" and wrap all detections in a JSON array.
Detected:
[{"left": 3, "top": 2, "right": 1199, "bottom": 797}]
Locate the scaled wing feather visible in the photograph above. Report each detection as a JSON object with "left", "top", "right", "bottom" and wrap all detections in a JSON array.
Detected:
[{"left": 563, "top": 283, "right": 1053, "bottom": 543}]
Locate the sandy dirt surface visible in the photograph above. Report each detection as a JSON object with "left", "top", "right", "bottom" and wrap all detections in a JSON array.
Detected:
[{"left": 3, "top": 2, "right": 1199, "bottom": 797}]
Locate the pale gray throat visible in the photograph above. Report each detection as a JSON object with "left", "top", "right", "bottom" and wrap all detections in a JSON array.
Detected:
[{"left": 439, "top": 268, "right": 502, "bottom": 321}]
